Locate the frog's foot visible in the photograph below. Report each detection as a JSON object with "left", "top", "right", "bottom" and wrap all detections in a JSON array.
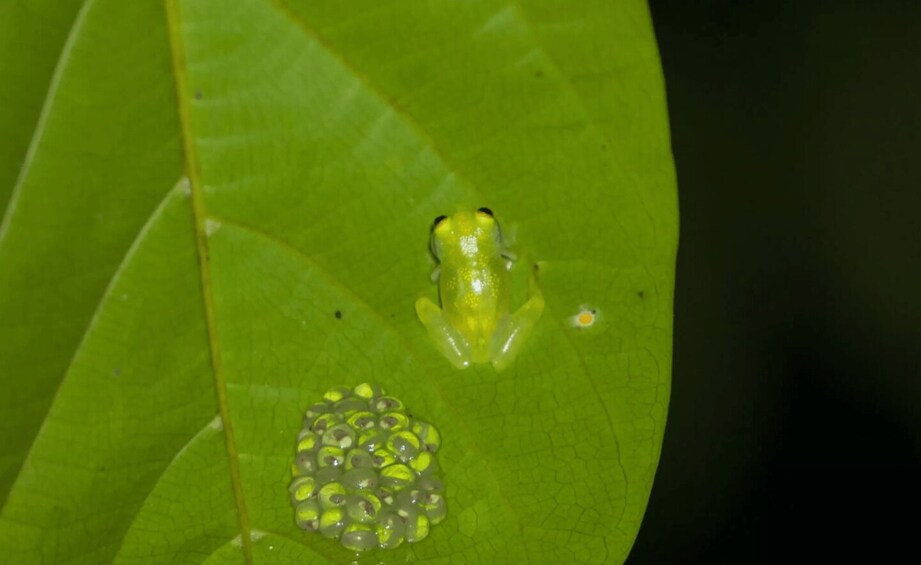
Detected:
[
  {"left": 489, "top": 270, "right": 545, "bottom": 371},
  {"left": 415, "top": 296, "right": 473, "bottom": 369}
]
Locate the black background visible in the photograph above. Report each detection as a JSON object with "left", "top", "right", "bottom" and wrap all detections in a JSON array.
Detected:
[{"left": 630, "top": 1, "right": 921, "bottom": 562}]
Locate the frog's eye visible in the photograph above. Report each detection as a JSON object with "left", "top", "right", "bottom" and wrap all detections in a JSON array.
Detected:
[
  {"left": 475, "top": 207, "right": 503, "bottom": 244},
  {"left": 431, "top": 215, "right": 448, "bottom": 231},
  {"left": 429, "top": 216, "right": 447, "bottom": 259}
]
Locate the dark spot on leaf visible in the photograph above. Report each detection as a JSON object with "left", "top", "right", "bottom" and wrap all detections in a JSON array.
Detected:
[
  {"left": 535, "top": 69, "right": 544, "bottom": 78},
  {"left": 112, "top": 367, "right": 121, "bottom": 377},
  {"left": 334, "top": 310, "right": 342, "bottom": 319},
  {"left": 637, "top": 291, "right": 645, "bottom": 299},
  {"left": 194, "top": 89, "right": 202, "bottom": 100}
]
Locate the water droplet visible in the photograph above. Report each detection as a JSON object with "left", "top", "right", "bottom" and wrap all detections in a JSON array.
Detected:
[
  {"left": 379, "top": 464, "right": 414, "bottom": 491},
  {"left": 373, "top": 396, "right": 404, "bottom": 413},
  {"left": 412, "top": 421, "right": 441, "bottom": 453},
  {"left": 323, "top": 386, "right": 352, "bottom": 403},
  {"left": 358, "top": 430, "right": 387, "bottom": 450},
  {"left": 376, "top": 512, "right": 405, "bottom": 549},
  {"left": 296, "top": 500, "right": 321, "bottom": 531},
  {"left": 379, "top": 412, "right": 409, "bottom": 432},
  {"left": 334, "top": 398, "right": 368, "bottom": 414},
  {"left": 304, "top": 403, "right": 329, "bottom": 420},
  {"left": 318, "top": 482, "right": 347, "bottom": 509},
  {"left": 322, "top": 424, "right": 356, "bottom": 449},
  {"left": 296, "top": 434, "right": 317, "bottom": 452},
  {"left": 288, "top": 476, "right": 316, "bottom": 503},
  {"left": 410, "top": 451, "right": 437, "bottom": 475},
  {"left": 314, "top": 466, "right": 341, "bottom": 486},
  {"left": 293, "top": 451, "right": 316, "bottom": 476},
  {"left": 345, "top": 449, "right": 373, "bottom": 470},
  {"left": 353, "top": 383, "right": 382, "bottom": 399},
  {"left": 405, "top": 513, "right": 430, "bottom": 544},
  {"left": 420, "top": 492, "right": 447, "bottom": 525},
  {"left": 386, "top": 431, "right": 420, "bottom": 462},
  {"left": 318, "top": 507, "right": 346, "bottom": 539},
  {"left": 346, "top": 491, "right": 381, "bottom": 524},
  {"left": 371, "top": 448, "right": 396, "bottom": 469},
  {"left": 341, "top": 467, "right": 378, "bottom": 491},
  {"left": 317, "top": 446, "right": 345, "bottom": 468},
  {"left": 347, "top": 411, "right": 377, "bottom": 430},
  {"left": 340, "top": 523, "right": 378, "bottom": 551}
]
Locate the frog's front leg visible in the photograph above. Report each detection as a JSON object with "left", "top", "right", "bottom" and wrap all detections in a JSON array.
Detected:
[
  {"left": 489, "top": 269, "right": 545, "bottom": 371},
  {"left": 415, "top": 297, "right": 473, "bottom": 369}
]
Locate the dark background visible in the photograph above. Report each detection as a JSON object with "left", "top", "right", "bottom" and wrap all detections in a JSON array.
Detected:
[{"left": 631, "top": 1, "right": 921, "bottom": 562}]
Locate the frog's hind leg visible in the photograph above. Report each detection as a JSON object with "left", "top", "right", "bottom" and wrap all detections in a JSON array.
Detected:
[
  {"left": 489, "top": 271, "right": 545, "bottom": 371},
  {"left": 415, "top": 297, "right": 473, "bottom": 369}
]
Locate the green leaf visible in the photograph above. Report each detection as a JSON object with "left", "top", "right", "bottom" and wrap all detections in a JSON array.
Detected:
[
  {"left": 0, "top": 0, "right": 86, "bottom": 216},
  {"left": 0, "top": 0, "right": 677, "bottom": 563}
]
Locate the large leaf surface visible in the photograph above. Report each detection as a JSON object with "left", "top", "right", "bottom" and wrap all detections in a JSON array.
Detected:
[{"left": 0, "top": 0, "right": 677, "bottom": 563}]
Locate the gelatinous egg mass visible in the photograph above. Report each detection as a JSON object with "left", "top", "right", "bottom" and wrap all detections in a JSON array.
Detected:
[{"left": 289, "top": 383, "right": 445, "bottom": 551}]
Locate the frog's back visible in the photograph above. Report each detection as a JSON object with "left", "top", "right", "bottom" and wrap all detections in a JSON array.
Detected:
[
  {"left": 440, "top": 259, "right": 509, "bottom": 358},
  {"left": 430, "top": 209, "right": 512, "bottom": 360}
]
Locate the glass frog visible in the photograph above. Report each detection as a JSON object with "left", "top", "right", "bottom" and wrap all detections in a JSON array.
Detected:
[{"left": 415, "top": 208, "right": 544, "bottom": 370}]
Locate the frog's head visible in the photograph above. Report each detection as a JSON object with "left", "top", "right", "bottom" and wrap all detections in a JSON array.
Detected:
[{"left": 429, "top": 207, "right": 501, "bottom": 261}]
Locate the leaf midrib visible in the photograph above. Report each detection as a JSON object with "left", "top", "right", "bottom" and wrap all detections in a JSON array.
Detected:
[{"left": 163, "top": 0, "right": 254, "bottom": 563}]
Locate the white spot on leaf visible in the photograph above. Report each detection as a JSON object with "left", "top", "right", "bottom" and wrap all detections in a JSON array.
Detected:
[
  {"left": 209, "top": 415, "right": 223, "bottom": 431},
  {"left": 205, "top": 218, "right": 221, "bottom": 237},
  {"left": 177, "top": 177, "right": 191, "bottom": 196},
  {"left": 570, "top": 306, "right": 599, "bottom": 329}
]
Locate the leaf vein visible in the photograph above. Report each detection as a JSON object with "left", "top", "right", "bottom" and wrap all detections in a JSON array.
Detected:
[
  {"left": 111, "top": 413, "right": 224, "bottom": 561},
  {"left": 0, "top": 0, "right": 94, "bottom": 248},
  {"left": 164, "top": 1, "right": 254, "bottom": 562},
  {"left": 546, "top": 300, "right": 630, "bottom": 529},
  {"left": 0, "top": 178, "right": 186, "bottom": 518}
]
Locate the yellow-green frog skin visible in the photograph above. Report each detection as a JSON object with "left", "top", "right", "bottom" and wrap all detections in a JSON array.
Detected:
[{"left": 415, "top": 208, "right": 544, "bottom": 371}]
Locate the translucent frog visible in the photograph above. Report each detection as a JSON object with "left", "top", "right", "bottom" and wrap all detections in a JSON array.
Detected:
[{"left": 415, "top": 208, "right": 544, "bottom": 371}]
